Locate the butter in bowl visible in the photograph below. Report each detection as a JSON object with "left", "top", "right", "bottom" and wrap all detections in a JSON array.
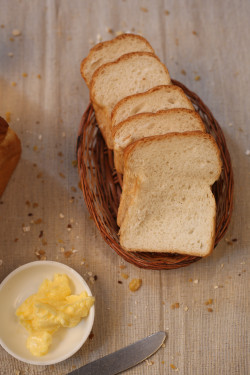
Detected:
[{"left": 0, "top": 261, "right": 95, "bottom": 365}]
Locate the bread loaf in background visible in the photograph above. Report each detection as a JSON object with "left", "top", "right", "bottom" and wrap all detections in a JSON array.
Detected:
[{"left": 0, "top": 117, "right": 21, "bottom": 197}]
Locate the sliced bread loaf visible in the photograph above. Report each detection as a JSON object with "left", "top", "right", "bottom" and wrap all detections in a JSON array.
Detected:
[
  {"left": 111, "top": 85, "right": 194, "bottom": 128},
  {"left": 90, "top": 52, "right": 171, "bottom": 149},
  {"left": 113, "top": 109, "right": 205, "bottom": 173},
  {"left": 119, "top": 132, "right": 222, "bottom": 256},
  {"left": 81, "top": 34, "right": 154, "bottom": 87}
]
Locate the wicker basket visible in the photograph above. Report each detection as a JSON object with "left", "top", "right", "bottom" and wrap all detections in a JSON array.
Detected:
[{"left": 77, "top": 80, "right": 233, "bottom": 270}]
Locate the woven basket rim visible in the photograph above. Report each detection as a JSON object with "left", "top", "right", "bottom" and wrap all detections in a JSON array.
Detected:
[{"left": 77, "top": 79, "right": 234, "bottom": 270}]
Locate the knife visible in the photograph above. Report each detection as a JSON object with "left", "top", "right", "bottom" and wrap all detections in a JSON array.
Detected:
[{"left": 68, "top": 331, "right": 167, "bottom": 375}]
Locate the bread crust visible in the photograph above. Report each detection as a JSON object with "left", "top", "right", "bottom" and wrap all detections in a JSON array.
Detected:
[
  {"left": 123, "top": 131, "right": 222, "bottom": 182},
  {"left": 112, "top": 108, "right": 205, "bottom": 138},
  {"left": 120, "top": 198, "right": 217, "bottom": 257},
  {"left": 113, "top": 109, "right": 206, "bottom": 173},
  {"left": 0, "top": 117, "right": 9, "bottom": 143},
  {"left": 111, "top": 84, "right": 194, "bottom": 125},
  {"left": 81, "top": 34, "right": 155, "bottom": 85},
  {"left": 89, "top": 52, "right": 171, "bottom": 105},
  {"left": 0, "top": 119, "right": 22, "bottom": 197}
]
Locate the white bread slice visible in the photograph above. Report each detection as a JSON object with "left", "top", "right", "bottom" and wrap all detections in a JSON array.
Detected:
[
  {"left": 111, "top": 85, "right": 194, "bottom": 128},
  {"left": 81, "top": 34, "right": 154, "bottom": 87},
  {"left": 90, "top": 52, "right": 171, "bottom": 149},
  {"left": 119, "top": 132, "right": 222, "bottom": 257},
  {"left": 113, "top": 109, "right": 205, "bottom": 174}
]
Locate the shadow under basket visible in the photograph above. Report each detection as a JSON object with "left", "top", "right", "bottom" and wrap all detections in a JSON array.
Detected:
[{"left": 77, "top": 80, "right": 234, "bottom": 270}]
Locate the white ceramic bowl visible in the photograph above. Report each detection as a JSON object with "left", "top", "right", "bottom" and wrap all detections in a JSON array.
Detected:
[{"left": 0, "top": 261, "right": 95, "bottom": 365}]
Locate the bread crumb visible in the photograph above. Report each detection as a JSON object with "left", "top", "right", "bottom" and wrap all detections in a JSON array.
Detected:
[
  {"left": 188, "top": 278, "right": 193, "bottom": 282},
  {"left": 205, "top": 299, "right": 213, "bottom": 305},
  {"left": 11, "top": 82, "right": 17, "bottom": 86},
  {"left": 228, "top": 122, "right": 233, "bottom": 127},
  {"left": 0, "top": 260, "right": 3, "bottom": 266},
  {"left": 129, "top": 278, "right": 142, "bottom": 292},
  {"left": 170, "top": 363, "right": 178, "bottom": 370},
  {"left": 207, "top": 308, "right": 213, "bottom": 312},
  {"left": 8, "top": 52, "right": 14, "bottom": 57},
  {"left": 119, "top": 265, "right": 126, "bottom": 269},
  {"left": 245, "top": 150, "right": 250, "bottom": 156},
  {"left": 194, "top": 75, "right": 201, "bottom": 81},
  {"left": 12, "top": 29, "right": 21, "bottom": 36},
  {"left": 33, "top": 202, "right": 39, "bottom": 208},
  {"left": 64, "top": 250, "right": 73, "bottom": 258},
  {"left": 140, "top": 7, "right": 148, "bottom": 12},
  {"left": 14, "top": 370, "right": 21, "bottom": 375},
  {"left": 59, "top": 213, "right": 65, "bottom": 219},
  {"left": 184, "top": 306, "right": 189, "bottom": 311},
  {"left": 115, "top": 30, "right": 124, "bottom": 36},
  {"left": 5, "top": 112, "right": 11, "bottom": 122},
  {"left": 106, "top": 27, "right": 114, "bottom": 34},
  {"left": 171, "top": 302, "right": 180, "bottom": 309},
  {"left": 121, "top": 273, "right": 129, "bottom": 279},
  {"left": 38, "top": 134, "right": 42, "bottom": 140},
  {"left": 9, "top": 37, "right": 14, "bottom": 41},
  {"left": 96, "top": 33, "right": 102, "bottom": 42},
  {"left": 34, "top": 218, "right": 42, "bottom": 224},
  {"left": 37, "top": 74, "right": 41, "bottom": 79},
  {"left": 1, "top": 24, "right": 4, "bottom": 28},
  {"left": 22, "top": 225, "right": 30, "bottom": 232},
  {"left": 181, "top": 69, "right": 186, "bottom": 75},
  {"left": 22, "top": 72, "right": 28, "bottom": 77},
  {"left": 193, "top": 279, "right": 199, "bottom": 284},
  {"left": 59, "top": 172, "right": 65, "bottom": 178},
  {"left": 145, "top": 359, "right": 153, "bottom": 366},
  {"left": 72, "top": 160, "right": 77, "bottom": 167},
  {"left": 165, "top": 10, "right": 170, "bottom": 15},
  {"left": 192, "top": 30, "right": 198, "bottom": 35}
]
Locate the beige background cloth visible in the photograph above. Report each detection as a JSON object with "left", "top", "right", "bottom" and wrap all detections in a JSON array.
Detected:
[{"left": 0, "top": 0, "right": 249, "bottom": 374}]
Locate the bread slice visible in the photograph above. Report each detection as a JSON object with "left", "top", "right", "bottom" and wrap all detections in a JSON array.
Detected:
[
  {"left": 0, "top": 117, "right": 21, "bottom": 197},
  {"left": 111, "top": 85, "right": 194, "bottom": 128},
  {"left": 113, "top": 109, "right": 205, "bottom": 174},
  {"left": 90, "top": 52, "right": 171, "bottom": 149},
  {"left": 81, "top": 34, "right": 154, "bottom": 87},
  {"left": 119, "top": 132, "right": 222, "bottom": 257}
]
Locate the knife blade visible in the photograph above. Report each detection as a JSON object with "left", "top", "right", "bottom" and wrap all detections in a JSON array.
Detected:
[{"left": 68, "top": 331, "right": 166, "bottom": 375}]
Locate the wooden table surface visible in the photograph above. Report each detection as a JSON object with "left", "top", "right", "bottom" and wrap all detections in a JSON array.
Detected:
[{"left": 0, "top": 1, "right": 249, "bottom": 374}]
